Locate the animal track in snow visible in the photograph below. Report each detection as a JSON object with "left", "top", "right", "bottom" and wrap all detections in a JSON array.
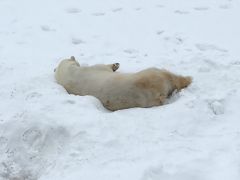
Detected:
[
  {"left": 25, "top": 92, "right": 42, "bottom": 100},
  {"left": 219, "top": 4, "right": 231, "bottom": 9},
  {"left": 72, "top": 38, "right": 85, "bottom": 45},
  {"left": 230, "top": 61, "right": 240, "bottom": 65},
  {"left": 63, "top": 99, "right": 76, "bottom": 104},
  {"left": 164, "top": 36, "right": 185, "bottom": 45},
  {"left": 175, "top": 10, "right": 190, "bottom": 14},
  {"left": 198, "top": 66, "right": 211, "bottom": 73},
  {"left": 66, "top": 8, "right": 81, "bottom": 14},
  {"left": 135, "top": 7, "right": 142, "bottom": 11},
  {"left": 123, "top": 48, "right": 139, "bottom": 54},
  {"left": 22, "top": 128, "right": 42, "bottom": 147},
  {"left": 197, "top": 59, "right": 219, "bottom": 72},
  {"left": 112, "top": 8, "right": 123, "bottom": 12},
  {"left": 156, "top": 30, "right": 164, "bottom": 35},
  {"left": 194, "top": 7, "right": 210, "bottom": 11},
  {"left": 195, "top": 43, "right": 228, "bottom": 53},
  {"left": 156, "top": 4, "right": 165, "bottom": 8},
  {"left": 142, "top": 165, "right": 201, "bottom": 180},
  {"left": 0, "top": 136, "right": 8, "bottom": 151},
  {"left": 208, "top": 100, "right": 225, "bottom": 115},
  {"left": 92, "top": 12, "right": 105, "bottom": 16},
  {"left": 41, "top": 25, "right": 55, "bottom": 32}
]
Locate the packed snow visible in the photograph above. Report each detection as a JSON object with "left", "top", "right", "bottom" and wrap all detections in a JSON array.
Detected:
[{"left": 0, "top": 0, "right": 240, "bottom": 179}]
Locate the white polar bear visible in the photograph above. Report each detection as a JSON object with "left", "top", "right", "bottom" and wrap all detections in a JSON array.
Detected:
[{"left": 55, "top": 56, "right": 192, "bottom": 111}]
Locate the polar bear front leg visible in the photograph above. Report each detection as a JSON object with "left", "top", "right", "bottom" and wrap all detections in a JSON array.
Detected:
[{"left": 91, "top": 63, "right": 120, "bottom": 72}]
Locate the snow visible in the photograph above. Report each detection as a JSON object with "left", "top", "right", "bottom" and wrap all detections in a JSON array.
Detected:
[{"left": 0, "top": 0, "right": 240, "bottom": 179}]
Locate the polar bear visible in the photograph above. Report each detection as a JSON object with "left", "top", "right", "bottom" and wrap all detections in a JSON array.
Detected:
[{"left": 55, "top": 56, "right": 192, "bottom": 111}]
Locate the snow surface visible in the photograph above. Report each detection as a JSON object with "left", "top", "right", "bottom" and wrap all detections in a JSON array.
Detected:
[{"left": 0, "top": 0, "right": 240, "bottom": 179}]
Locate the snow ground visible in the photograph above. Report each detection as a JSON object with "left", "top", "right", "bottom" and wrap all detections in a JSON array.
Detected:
[{"left": 0, "top": 0, "right": 240, "bottom": 179}]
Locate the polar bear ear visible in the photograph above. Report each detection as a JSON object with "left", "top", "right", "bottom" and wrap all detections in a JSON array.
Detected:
[{"left": 70, "top": 56, "right": 76, "bottom": 61}]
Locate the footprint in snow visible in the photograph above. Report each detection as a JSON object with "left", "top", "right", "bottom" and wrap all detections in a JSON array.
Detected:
[
  {"left": 198, "top": 66, "right": 211, "bottom": 73},
  {"left": 156, "top": 30, "right": 164, "bottom": 35},
  {"left": 11, "top": 18, "right": 18, "bottom": 24},
  {"left": 72, "top": 38, "right": 85, "bottom": 45},
  {"left": 174, "top": 10, "right": 190, "bottom": 14},
  {"left": 195, "top": 44, "right": 228, "bottom": 53},
  {"left": 142, "top": 165, "right": 202, "bottom": 180},
  {"left": 16, "top": 41, "right": 26, "bottom": 45},
  {"left": 230, "top": 61, "right": 240, "bottom": 65},
  {"left": 135, "top": 7, "right": 142, "bottom": 11},
  {"left": 22, "top": 126, "right": 69, "bottom": 152},
  {"left": 198, "top": 59, "right": 218, "bottom": 72},
  {"left": 22, "top": 128, "right": 43, "bottom": 149},
  {"left": 92, "top": 12, "right": 105, "bottom": 16},
  {"left": 0, "top": 136, "right": 8, "bottom": 151},
  {"left": 164, "top": 36, "right": 184, "bottom": 45},
  {"left": 66, "top": 8, "right": 81, "bottom": 14},
  {"left": 156, "top": 4, "right": 165, "bottom": 8},
  {"left": 112, "top": 8, "right": 123, "bottom": 12},
  {"left": 208, "top": 100, "right": 224, "bottom": 115},
  {"left": 194, "top": 7, "right": 210, "bottom": 11},
  {"left": 123, "top": 50, "right": 139, "bottom": 58},
  {"left": 63, "top": 99, "right": 76, "bottom": 104},
  {"left": 25, "top": 92, "right": 42, "bottom": 100},
  {"left": 219, "top": 4, "right": 231, "bottom": 9},
  {"left": 123, "top": 48, "right": 139, "bottom": 54},
  {"left": 41, "top": 25, "right": 55, "bottom": 32}
]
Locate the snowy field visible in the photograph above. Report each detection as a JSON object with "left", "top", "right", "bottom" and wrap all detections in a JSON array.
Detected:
[{"left": 0, "top": 0, "right": 240, "bottom": 179}]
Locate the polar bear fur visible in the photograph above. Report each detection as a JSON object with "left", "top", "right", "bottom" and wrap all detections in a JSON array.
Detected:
[{"left": 55, "top": 56, "right": 192, "bottom": 111}]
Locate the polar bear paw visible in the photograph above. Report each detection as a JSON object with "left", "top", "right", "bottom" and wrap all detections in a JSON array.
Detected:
[{"left": 112, "top": 63, "right": 120, "bottom": 72}]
